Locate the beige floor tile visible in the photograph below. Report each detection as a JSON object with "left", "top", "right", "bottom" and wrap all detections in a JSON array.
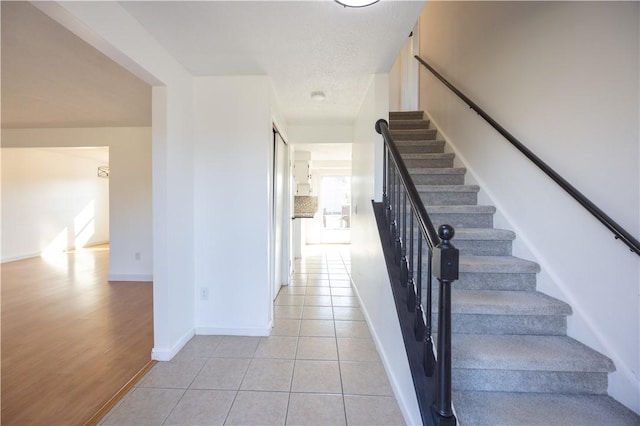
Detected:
[
  {"left": 240, "top": 358, "right": 294, "bottom": 391},
  {"left": 275, "top": 294, "right": 305, "bottom": 306},
  {"left": 212, "top": 336, "right": 260, "bottom": 358},
  {"left": 225, "top": 391, "right": 289, "bottom": 425},
  {"left": 172, "top": 335, "right": 223, "bottom": 361},
  {"left": 271, "top": 319, "right": 301, "bottom": 336},
  {"left": 332, "top": 296, "right": 360, "bottom": 307},
  {"left": 302, "top": 306, "right": 333, "bottom": 320},
  {"left": 329, "top": 280, "right": 352, "bottom": 288},
  {"left": 163, "top": 389, "right": 235, "bottom": 425},
  {"left": 344, "top": 395, "right": 405, "bottom": 426},
  {"left": 275, "top": 305, "right": 304, "bottom": 320},
  {"left": 334, "top": 320, "right": 371, "bottom": 339},
  {"left": 291, "top": 360, "right": 342, "bottom": 394},
  {"left": 296, "top": 337, "right": 338, "bottom": 361},
  {"left": 254, "top": 336, "right": 298, "bottom": 359},
  {"left": 278, "top": 286, "right": 307, "bottom": 295},
  {"left": 307, "top": 278, "right": 331, "bottom": 287},
  {"left": 137, "top": 359, "right": 205, "bottom": 389},
  {"left": 305, "top": 286, "right": 332, "bottom": 295},
  {"left": 330, "top": 287, "right": 354, "bottom": 297},
  {"left": 100, "top": 387, "right": 184, "bottom": 425},
  {"left": 299, "top": 319, "right": 335, "bottom": 337},
  {"left": 340, "top": 361, "right": 393, "bottom": 396},
  {"left": 189, "top": 358, "right": 250, "bottom": 390},
  {"left": 286, "top": 393, "right": 346, "bottom": 426},
  {"left": 303, "top": 295, "right": 333, "bottom": 306},
  {"left": 333, "top": 307, "right": 365, "bottom": 321},
  {"left": 288, "top": 278, "right": 307, "bottom": 287},
  {"left": 330, "top": 273, "right": 351, "bottom": 281},
  {"left": 307, "top": 273, "right": 330, "bottom": 279},
  {"left": 337, "top": 338, "right": 380, "bottom": 362}
]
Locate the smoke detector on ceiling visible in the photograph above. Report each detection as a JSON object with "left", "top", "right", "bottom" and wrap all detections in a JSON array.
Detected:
[{"left": 310, "top": 91, "right": 326, "bottom": 101}]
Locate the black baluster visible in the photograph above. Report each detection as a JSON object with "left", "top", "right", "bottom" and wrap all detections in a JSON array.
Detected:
[
  {"left": 424, "top": 245, "right": 436, "bottom": 377},
  {"left": 405, "top": 211, "right": 414, "bottom": 302},
  {"left": 389, "top": 167, "right": 396, "bottom": 246},
  {"left": 399, "top": 189, "right": 408, "bottom": 283},
  {"left": 382, "top": 145, "right": 388, "bottom": 225},
  {"left": 431, "top": 225, "right": 458, "bottom": 426},
  {"left": 394, "top": 177, "right": 402, "bottom": 265},
  {"left": 415, "top": 231, "right": 425, "bottom": 340}
]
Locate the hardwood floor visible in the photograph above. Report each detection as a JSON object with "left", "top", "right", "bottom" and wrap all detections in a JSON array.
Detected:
[{"left": 1, "top": 246, "right": 153, "bottom": 425}]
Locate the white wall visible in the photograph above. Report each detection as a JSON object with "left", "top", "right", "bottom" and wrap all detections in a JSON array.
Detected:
[
  {"left": 1, "top": 147, "right": 109, "bottom": 261},
  {"left": 35, "top": 1, "right": 197, "bottom": 361},
  {"left": 419, "top": 1, "right": 640, "bottom": 412},
  {"left": 351, "top": 74, "right": 421, "bottom": 425},
  {"left": 193, "top": 76, "right": 274, "bottom": 336},
  {"left": 1, "top": 128, "right": 152, "bottom": 280}
]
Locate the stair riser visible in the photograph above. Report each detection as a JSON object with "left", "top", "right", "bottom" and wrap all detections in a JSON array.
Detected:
[
  {"left": 403, "top": 158, "right": 454, "bottom": 168},
  {"left": 390, "top": 130, "right": 438, "bottom": 140},
  {"left": 411, "top": 174, "right": 465, "bottom": 185},
  {"left": 429, "top": 212, "right": 494, "bottom": 229},
  {"left": 390, "top": 120, "right": 431, "bottom": 130},
  {"left": 390, "top": 112, "right": 424, "bottom": 120},
  {"left": 428, "top": 313, "right": 567, "bottom": 335},
  {"left": 397, "top": 144, "right": 445, "bottom": 154},
  {"left": 453, "top": 369, "right": 609, "bottom": 394},
  {"left": 419, "top": 192, "right": 478, "bottom": 206},
  {"left": 453, "top": 240, "right": 513, "bottom": 256},
  {"left": 455, "top": 272, "right": 538, "bottom": 291},
  {"left": 403, "top": 237, "right": 512, "bottom": 256}
]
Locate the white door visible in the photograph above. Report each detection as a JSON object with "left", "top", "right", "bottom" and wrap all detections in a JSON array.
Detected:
[{"left": 273, "top": 131, "right": 289, "bottom": 298}]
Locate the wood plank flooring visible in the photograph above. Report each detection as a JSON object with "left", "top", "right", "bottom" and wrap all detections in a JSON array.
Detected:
[{"left": 1, "top": 246, "right": 153, "bottom": 425}]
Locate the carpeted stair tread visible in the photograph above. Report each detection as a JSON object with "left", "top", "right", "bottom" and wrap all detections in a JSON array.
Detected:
[
  {"left": 453, "top": 228, "right": 515, "bottom": 241},
  {"left": 401, "top": 152, "right": 454, "bottom": 160},
  {"left": 395, "top": 139, "right": 444, "bottom": 146},
  {"left": 459, "top": 255, "right": 541, "bottom": 273},
  {"left": 415, "top": 184, "right": 479, "bottom": 193},
  {"left": 449, "top": 289, "right": 572, "bottom": 316},
  {"left": 424, "top": 205, "right": 496, "bottom": 214},
  {"left": 452, "top": 334, "right": 615, "bottom": 372},
  {"left": 408, "top": 167, "right": 466, "bottom": 175},
  {"left": 453, "top": 391, "right": 640, "bottom": 426}
]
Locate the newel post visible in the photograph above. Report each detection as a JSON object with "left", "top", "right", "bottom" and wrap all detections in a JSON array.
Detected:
[{"left": 431, "top": 224, "right": 458, "bottom": 426}]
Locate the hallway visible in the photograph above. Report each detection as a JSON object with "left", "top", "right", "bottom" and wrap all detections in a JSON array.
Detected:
[{"left": 98, "top": 245, "right": 406, "bottom": 425}]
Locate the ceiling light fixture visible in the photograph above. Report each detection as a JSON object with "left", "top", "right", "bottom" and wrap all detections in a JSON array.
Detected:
[
  {"left": 310, "top": 91, "right": 326, "bottom": 101},
  {"left": 335, "top": 0, "right": 379, "bottom": 8}
]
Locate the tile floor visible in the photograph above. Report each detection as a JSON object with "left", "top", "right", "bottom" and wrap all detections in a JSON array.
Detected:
[{"left": 99, "top": 245, "right": 406, "bottom": 426}]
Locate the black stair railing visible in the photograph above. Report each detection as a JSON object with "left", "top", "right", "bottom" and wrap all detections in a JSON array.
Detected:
[
  {"left": 415, "top": 54, "right": 640, "bottom": 256},
  {"left": 376, "top": 118, "right": 459, "bottom": 426}
]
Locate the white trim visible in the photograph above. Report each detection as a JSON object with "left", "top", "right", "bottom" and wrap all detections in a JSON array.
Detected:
[
  {"left": 195, "top": 325, "right": 271, "bottom": 337},
  {"left": 2, "top": 252, "right": 42, "bottom": 264},
  {"left": 108, "top": 273, "right": 153, "bottom": 282},
  {"left": 151, "top": 328, "right": 194, "bottom": 361}
]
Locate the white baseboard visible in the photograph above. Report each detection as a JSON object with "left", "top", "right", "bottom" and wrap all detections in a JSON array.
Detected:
[
  {"left": 195, "top": 325, "right": 271, "bottom": 336},
  {"left": 1, "top": 252, "right": 41, "bottom": 263},
  {"left": 151, "top": 328, "right": 195, "bottom": 361},
  {"left": 108, "top": 273, "right": 153, "bottom": 282}
]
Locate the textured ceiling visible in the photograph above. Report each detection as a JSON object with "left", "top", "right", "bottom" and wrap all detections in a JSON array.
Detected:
[
  {"left": 120, "top": 1, "right": 424, "bottom": 123},
  {"left": 1, "top": 1, "right": 424, "bottom": 129}
]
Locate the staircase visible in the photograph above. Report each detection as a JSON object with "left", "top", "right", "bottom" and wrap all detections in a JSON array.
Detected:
[{"left": 388, "top": 111, "right": 639, "bottom": 425}]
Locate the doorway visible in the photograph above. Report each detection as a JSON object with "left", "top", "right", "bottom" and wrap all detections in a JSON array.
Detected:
[
  {"left": 319, "top": 176, "right": 351, "bottom": 244},
  {"left": 272, "top": 129, "right": 291, "bottom": 298}
]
